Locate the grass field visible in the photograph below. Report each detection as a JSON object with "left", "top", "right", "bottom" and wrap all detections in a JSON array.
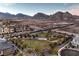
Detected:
[
  {"left": 11, "top": 39, "right": 56, "bottom": 55},
  {"left": 23, "top": 40, "right": 50, "bottom": 49},
  {"left": 22, "top": 40, "right": 60, "bottom": 56}
]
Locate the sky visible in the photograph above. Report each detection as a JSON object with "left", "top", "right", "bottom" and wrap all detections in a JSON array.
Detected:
[{"left": 0, "top": 3, "right": 79, "bottom": 16}]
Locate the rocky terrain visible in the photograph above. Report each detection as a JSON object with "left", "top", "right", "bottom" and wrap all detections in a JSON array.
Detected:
[{"left": 0, "top": 11, "right": 79, "bottom": 34}]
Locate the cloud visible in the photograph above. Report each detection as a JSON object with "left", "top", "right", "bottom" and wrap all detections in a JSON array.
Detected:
[
  {"left": 0, "top": 5, "right": 16, "bottom": 14},
  {"left": 0, "top": 3, "right": 14, "bottom": 7},
  {"left": 0, "top": 6, "right": 7, "bottom": 12},
  {"left": 3, "top": 3, "right": 13, "bottom": 6}
]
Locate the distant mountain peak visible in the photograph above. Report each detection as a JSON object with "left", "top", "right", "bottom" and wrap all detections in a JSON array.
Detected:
[
  {"left": 16, "top": 13, "right": 27, "bottom": 16},
  {"left": 34, "top": 12, "right": 48, "bottom": 16},
  {"left": 55, "top": 11, "right": 64, "bottom": 14},
  {"left": 33, "top": 12, "right": 49, "bottom": 19},
  {"left": 49, "top": 11, "right": 74, "bottom": 21},
  {"left": 65, "top": 11, "right": 72, "bottom": 16},
  {"left": 0, "top": 12, "right": 32, "bottom": 19},
  {"left": 0, "top": 11, "right": 78, "bottom": 21}
]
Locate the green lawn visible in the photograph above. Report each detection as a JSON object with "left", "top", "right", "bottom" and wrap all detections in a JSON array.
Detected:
[
  {"left": 22, "top": 40, "right": 50, "bottom": 50},
  {"left": 11, "top": 39, "right": 55, "bottom": 55}
]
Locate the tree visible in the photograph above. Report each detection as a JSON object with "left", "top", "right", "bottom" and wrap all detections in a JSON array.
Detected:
[
  {"left": 46, "top": 30, "right": 52, "bottom": 40},
  {"left": 49, "top": 42, "right": 57, "bottom": 48}
]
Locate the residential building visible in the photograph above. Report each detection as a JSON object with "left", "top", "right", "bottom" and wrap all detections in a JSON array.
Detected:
[{"left": 71, "top": 35, "right": 79, "bottom": 48}]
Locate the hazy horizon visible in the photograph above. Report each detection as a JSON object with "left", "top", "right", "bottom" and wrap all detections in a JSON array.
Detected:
[{"left": 0, "top": 3, "right": 79, "bottom": 16}]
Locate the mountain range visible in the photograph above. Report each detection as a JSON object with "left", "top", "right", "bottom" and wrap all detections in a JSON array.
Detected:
[{"left": 0, "top": 11, "right": 79, "bottom": 21}]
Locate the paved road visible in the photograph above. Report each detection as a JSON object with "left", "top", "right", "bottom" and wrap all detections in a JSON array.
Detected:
[
  {"left": 52, "top": 30, "right": 79, "bottom": 36},
  {"left": 58, "top": 40, "right": 70, "bottom": 49},
  {"left": 57, "top": 31, "right": 79, "bottom": 56},
  {"left": 51, "top": 30, "right": 79, "bottom": 48}
]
